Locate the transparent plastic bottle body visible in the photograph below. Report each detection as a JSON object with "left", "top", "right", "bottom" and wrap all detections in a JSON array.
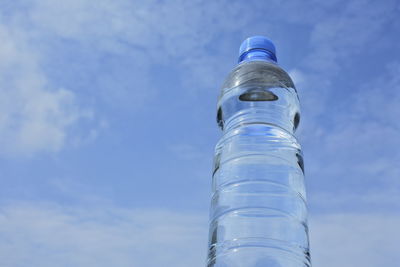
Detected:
[{"left": 207, "top": 61, "right": 311, "bottom": 267}]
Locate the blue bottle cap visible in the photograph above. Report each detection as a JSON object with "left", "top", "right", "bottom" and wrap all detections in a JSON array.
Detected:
[{"left": 238, "top": 36, "right": 277, "bottom": 63}]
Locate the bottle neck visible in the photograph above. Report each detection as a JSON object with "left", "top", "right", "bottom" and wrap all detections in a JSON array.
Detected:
[{"left": 238, "top": 49, "right": 277, "bottom": 63}]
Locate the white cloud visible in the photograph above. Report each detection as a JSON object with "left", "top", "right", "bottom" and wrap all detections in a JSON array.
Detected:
[
  {"left": 2, "top": 0, "right": 397, "bottom": 158},
  {"left": 309, "top": 191, "right": 400, "bottom": 213},
  {"left": 0, "top": 24, "right": 92, "bottom": 157},
  {"left": 305, "top": 62, "right": 400, "bottom": 195},
  {"left": 0, "top": 201, "right": 398, "bottom": 267},
  {"left": 0, "top": 0, "right": 277, "bottom": 157},
  {"left": 310, "top": 212, "right": 400, "bottom": 267},
  {"left": 25, "top": 0, "right": 251, "bottom": 90},
  {"left": 294, "top": 0, "right": 399, "bottom": 119},
  {"left": 0, "top": 0, "right": 247, "bottom": 158},
  {"left": 305, "top": 0, "right": 397, "bottom": 74},
  {"left": 286, "top": 0, "right": 400, "bottom": 210},
  {"left": 0, "top": 202, "right": 208, "bottom": 267}
]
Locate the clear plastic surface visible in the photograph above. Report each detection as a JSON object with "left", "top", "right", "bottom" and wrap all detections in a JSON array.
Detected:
[{"left": 207, "top": 61, "right": 311, "bottom": 267}]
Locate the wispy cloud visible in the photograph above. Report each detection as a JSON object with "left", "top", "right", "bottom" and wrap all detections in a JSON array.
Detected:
[
  {"left": 0, "top": 201, "right": 398, "bottom": 267},
  {"left": 293, "top": 0, "right": 399, "bottom": 118},
  {"left": 2, "top": 0, "right": 398, "bottom": 158},
  {"left": 303, "top": 61, "right": 400, "bottom": 210},
  {"left": 0, "top": 0, "right": 256, "bottom": 157},
  {"left": 310, "top": 212, "right": 400, "bottom": 266},
  {"left": 287, "top": 0, "right": 400, "bottom": 211},
  {"left": 0, "top": 1, "right": 398, "bottom": 266},
  {"left": 0, "top": 24, "right": 93, "bottom": 157},
  {"left": 0, "top": 202, "right": 208, "bottom": 267}
]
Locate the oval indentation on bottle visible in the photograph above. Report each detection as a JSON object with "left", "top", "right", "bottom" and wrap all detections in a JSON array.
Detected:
[
  {"left": 239, "top": 90, "right": 278, "bottom": 101},
  {"left": 296, "top": 153, "right": 305, "bottom": 174},
  {"left": 213, "top": 152, "right": 221, "bottom": 175},
  {"left": 217, "top": 107, "right": 224, "bottom": 129},
  {"left": 294, "top": 112, "right": 300, "bottom": 130}
]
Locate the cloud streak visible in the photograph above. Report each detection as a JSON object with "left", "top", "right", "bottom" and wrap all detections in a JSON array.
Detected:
[
  {"left": 289, "top": 0, "right": 400, "bottom": 211},
  {"left": 310, "top": 212, "right": 400, "bottom": 267},
  {"left": 0, "top": 0, "right": 256, "bottom": 157},
  {"left": 0, "top": 202, "right": 208, "bottom": 267},
  {"left": 0, "top": 24, "right": 92, "bottom": 157},
  {"left": 0, "top": 201, "right": 398, "bottom": 267}
]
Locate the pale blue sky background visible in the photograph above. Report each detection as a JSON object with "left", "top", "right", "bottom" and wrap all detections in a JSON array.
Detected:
[{"left": 0, "top": 0, "right": 399, "bottom": 266}]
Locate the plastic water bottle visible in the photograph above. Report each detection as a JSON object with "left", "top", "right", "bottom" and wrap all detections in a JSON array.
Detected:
[{"left": 207, "top": 36, "right": 311, "bottom": 267}]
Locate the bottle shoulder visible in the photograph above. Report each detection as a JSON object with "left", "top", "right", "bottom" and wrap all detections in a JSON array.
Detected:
[{"left": 221, "top": 61, "right": 295, "bottom": 92}]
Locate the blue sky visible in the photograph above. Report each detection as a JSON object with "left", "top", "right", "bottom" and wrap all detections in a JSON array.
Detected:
[{"left": 0, "top": 0, "right": 399, "bottom": 266}]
